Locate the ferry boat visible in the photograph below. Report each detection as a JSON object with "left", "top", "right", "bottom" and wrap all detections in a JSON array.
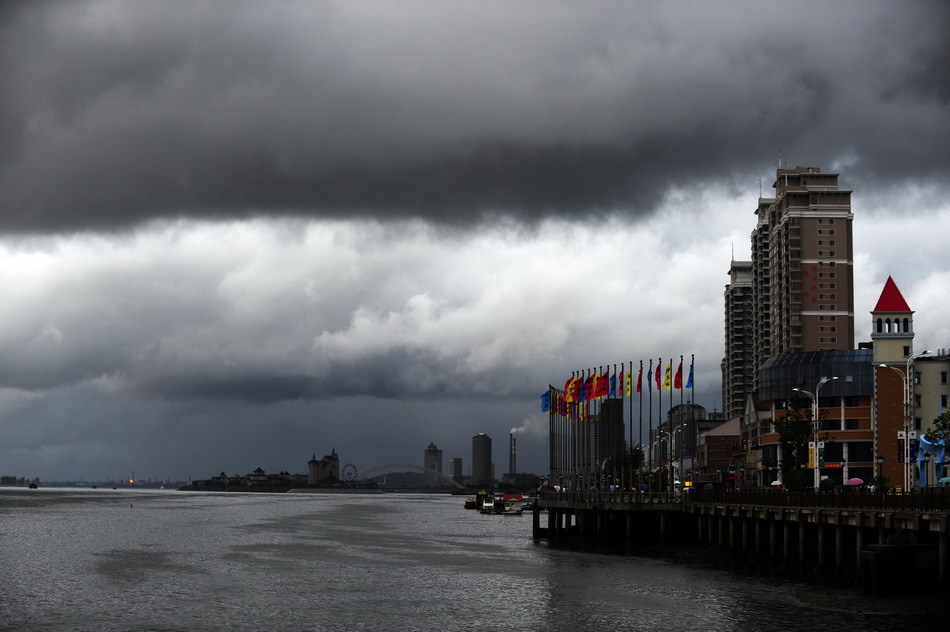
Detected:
[
  {"left": 480, "top": 493, "right": 523, "bottom": 515},
  {"left": 465, "top": 490, "right": 492, "bottom": 510}
]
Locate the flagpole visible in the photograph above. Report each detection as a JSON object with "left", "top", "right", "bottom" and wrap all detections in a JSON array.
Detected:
[
  {"left": 690, "top": 354, "right": 695, "bottom": 488},
  {"left": 647, "top": 358, "right": 653, "bottom": 488},
  {"left": 654, "top": 358, "right": 669, "bottom": 494},
  {"left": 638, "top": 360, "right": 643, "bottom": 485},
  {"left": 668, "top": 358, "right": 673, "bottom": 492},
  {"left": 679, "top": 354, "right": 684, "bottom": 489}
]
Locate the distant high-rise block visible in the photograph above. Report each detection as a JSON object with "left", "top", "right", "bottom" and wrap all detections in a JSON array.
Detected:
[
  {"left": 471, "top": 433, "right": 492, "bottom": 486},
  {"left": 423, "top": 443, "right": 443, "bottom": 486}
]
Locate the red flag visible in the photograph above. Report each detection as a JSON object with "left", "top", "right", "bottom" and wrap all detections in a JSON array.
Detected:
[
  {"left": 636, "top": 367, "right": 642, "bottom": 393},
  {"left": 674, "top": 361, "right": 683, "bottom": 389},
  {"left": 584, "top": 373, "right": 595, "bottom": 402},
  {"left": 655, "top": 362, "right": 661, "bottom": 391}
]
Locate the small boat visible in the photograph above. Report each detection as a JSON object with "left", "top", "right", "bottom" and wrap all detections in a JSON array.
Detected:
[
  {"left": 480, "top": 493, "right": 524, "bottom": 515},
  {"left": 466, "top": 490, "right": 493, "bottom": 510},
  {"left": 28, "top": 482, "right": 38, "bottom": 489}
]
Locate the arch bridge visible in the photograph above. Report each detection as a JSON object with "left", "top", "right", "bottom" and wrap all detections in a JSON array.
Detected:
[{"left": 355, "top": 463, "right": 464, "bottom": 489}]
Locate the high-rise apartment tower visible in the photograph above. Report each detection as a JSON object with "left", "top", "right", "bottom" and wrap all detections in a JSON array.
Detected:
[
  {"left": 739, "top": 167, "right": 855, "bottom": 403},
  {"left": 723, "top": 260, "right": 754, "bottom": 418}
]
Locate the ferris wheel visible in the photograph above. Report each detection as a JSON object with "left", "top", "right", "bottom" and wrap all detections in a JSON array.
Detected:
[{"left": 341, "top": 463, "right": 358, "bottom": 481}]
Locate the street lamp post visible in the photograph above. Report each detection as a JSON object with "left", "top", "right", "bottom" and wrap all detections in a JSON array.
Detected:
[
  {"left": 883, "top": 350, "right": 930, "bottom": 490},
  {"left": 793, "top": 376, "right": 838, "bottom": 490}
]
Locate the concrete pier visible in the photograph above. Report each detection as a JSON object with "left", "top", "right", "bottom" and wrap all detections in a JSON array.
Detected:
[{"left": 534, "top": 490, "right": 950, "bottom": 593}]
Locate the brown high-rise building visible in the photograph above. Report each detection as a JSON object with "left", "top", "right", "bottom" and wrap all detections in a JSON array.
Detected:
[
  {"left": 727, "top": 166, "right": 855, "bottom": 413},
  {"left": 761, "top": 166, "right": 855, "bottom": 356}
]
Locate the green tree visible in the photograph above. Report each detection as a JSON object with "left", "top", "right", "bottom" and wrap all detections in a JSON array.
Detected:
[
  {"left": 603, "top": 444, "right": 645, "bottom": 489},
  {"left": 924, "top": 410, "right": 950, "bottom": 448},
  {"left": 774, "top": 407, "right": 813, "bottom": 492}
]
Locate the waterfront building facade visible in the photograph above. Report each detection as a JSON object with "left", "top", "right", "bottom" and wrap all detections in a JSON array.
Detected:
[
  {"left": 307, "top": 449, "right": 340, "bottom": 485},
  {"left": 871, "top": 276, "right": 950, "bottom": 488}
]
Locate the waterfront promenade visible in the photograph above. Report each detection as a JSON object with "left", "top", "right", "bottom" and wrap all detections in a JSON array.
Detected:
[{"left": 535, "top": 489, "right": 950, "bottom": 594}]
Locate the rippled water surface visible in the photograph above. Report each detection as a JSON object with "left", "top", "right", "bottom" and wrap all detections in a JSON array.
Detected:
[{"left": 0, "top": 488, "right": 936, "bottom": 631}]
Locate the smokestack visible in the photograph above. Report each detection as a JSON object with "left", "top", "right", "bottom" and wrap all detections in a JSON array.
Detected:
[{"left": 509, "top": 433, "right": 517, "bottom": 476}]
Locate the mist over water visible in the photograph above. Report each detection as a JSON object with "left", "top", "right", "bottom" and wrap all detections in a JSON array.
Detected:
[{"left": 0, "top": 489, "right": 934, "bottom": 631}]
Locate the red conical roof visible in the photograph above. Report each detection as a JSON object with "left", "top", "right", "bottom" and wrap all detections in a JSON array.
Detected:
[{"left": 872, "top": 276, "right": 912, "bottom": 312}]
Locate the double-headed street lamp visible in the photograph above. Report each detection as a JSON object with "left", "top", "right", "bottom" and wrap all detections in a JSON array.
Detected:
[
  {"left": 882, "top": 349, "right": 930, "bottom": 490},
  {"left": 793, "top": 376, "right": 838, "bottom": 489}
]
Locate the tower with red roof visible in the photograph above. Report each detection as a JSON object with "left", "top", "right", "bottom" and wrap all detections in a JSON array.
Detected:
[{"left": 870, "top": 275, "right": 914, "bottom": 364}]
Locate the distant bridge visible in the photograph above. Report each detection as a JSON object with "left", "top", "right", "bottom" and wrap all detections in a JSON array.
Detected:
[{"left": 355, "top": 463, "right": 464, "bottom": 489}]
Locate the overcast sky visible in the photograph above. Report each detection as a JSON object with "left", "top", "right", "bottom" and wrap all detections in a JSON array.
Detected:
[{"left": 1, "top": 1, "right": 949, "bottom": 482}]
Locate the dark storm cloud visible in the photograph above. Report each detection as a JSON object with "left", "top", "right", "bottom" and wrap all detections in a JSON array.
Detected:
[{"left": 2, "top": 1, "right": 948, "bottom": 232}]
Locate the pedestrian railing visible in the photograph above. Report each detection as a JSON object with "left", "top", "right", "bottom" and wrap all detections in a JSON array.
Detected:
[{"left": 539, "top": 488, "right": 950, "bottom": 512}]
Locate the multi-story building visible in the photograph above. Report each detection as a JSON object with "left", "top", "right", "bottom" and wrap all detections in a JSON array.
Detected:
[
  {"left": 871, "top": 276, "right": 950, "bottom": 489},
  {"left": 590, "top": 398, "right": 625, "bottom": 466},
  {"left": 740, "top": 167, "right": 855, "bottom": 400},
  {"left": 307, "top": 449, "right": 340, "bottom": 485},
  {"left": 750, "top": 197, "right": 772, "bottom": 395},
  {"left": 448, "top": 457, "right": 464, "bottom": 485},
  {"left": 723, "top": 260, "right": 754, "bottom": 418},
  {"left": 423, "top": 443, "right": 443, "bottom": 487},
  {"left": 471, "top": 433, "right": 492, "bottom": 487},
  {"left": 763, "top": 166, "right": 855, "bottom": 356}
]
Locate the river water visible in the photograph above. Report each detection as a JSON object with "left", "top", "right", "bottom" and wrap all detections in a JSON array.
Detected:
[{"left": 0, "top": 488, "right": 938, "bottom": 631}]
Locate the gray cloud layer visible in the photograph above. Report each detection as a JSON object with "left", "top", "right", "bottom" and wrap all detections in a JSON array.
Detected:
[{"left": 2, "top": 1, "right": 948, "bottom": 232}]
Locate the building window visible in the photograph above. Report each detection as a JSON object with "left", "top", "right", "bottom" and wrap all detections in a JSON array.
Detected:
[
  {"left": 915, "top": 417, "right": 922, "bottom": 430},
  {"left": 914, "top": 371, "right": 921, "bottom": 385},
  {"left": 943, "top": 395, "right": 949, "bottom": 408},
  {"left": 942, "top": 371, "right": 948, "bottom": 384},
  {"left": 915, "top": 394, "right": 922, "bottom": 407},
  {"left": 903, "top": 345, "right": 910, "bottom": 357},
  {"left": 845, "top": 418, "right": 860, "bottom": 430}
]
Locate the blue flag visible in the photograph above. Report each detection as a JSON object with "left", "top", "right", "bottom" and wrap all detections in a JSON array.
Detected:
[
  {"left": 609, "top": 373, "right": 616, "bottom": 398},
  {"left": 686, "top": 361, "right": 694, "bottom": 389},
  {"left": 540, "top": 390, "right": 551, "bottom": 413}
]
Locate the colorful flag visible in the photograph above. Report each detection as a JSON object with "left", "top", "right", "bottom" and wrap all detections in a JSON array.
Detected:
[
  {"left": 570, "top": 376, "right": 582, "bottom": 402},
  {"left": 618, "top": 367, "right": 625, "bottom": 397},
  {"left": 540, "top": 390, "right": 551, "bottom": 413},
  {"left": 584, "top": 373, "right": 595, "bottom": 402},
  {"left": 577, "top": 377, "right": 588, "bottom": 402},
  {"left": 655, "top": 361, "right": 661, "bottom": 391},
  {"left": 564, "top": 375, "right": 574, "bottom": 402},
  {"left": 636, "top": 366, "right": 642, "bottom": 393},
  {"left": 663, "top": 361, "right": 672, "bottom": 390},
  {"left": 594, "top": 370, "right": 609, "bottom": 398},
  {"left": 686, "top": 359, "right": 694, "bottom": 389},
  {"left": 609, "top": 370, "right": 617, "bottom": 398},
  {"left": 674, "top": 360, "right": 683, "bottom": 389},
  {"left": 563, "top": 376, "right": 576, "bottom": 402},
  {"left": 647, "top": 361, "right": 652, "bottom": 392}
]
